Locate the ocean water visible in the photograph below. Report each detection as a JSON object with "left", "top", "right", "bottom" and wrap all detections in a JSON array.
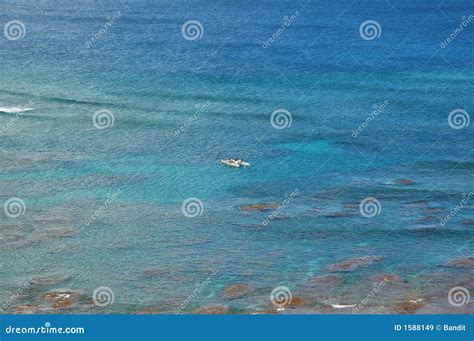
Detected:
[{"left": 0, "top": 0, "right": 473, "bottom": 314}]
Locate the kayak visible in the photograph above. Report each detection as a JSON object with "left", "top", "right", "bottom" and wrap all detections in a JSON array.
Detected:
[
  {"left": 221, "top": 159, "right": 240, "bottom": 167},
  {"left": 221, "top": 159, "right": 250, "bottom": 168}
]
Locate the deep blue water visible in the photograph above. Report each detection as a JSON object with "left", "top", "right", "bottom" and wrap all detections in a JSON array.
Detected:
[{"left": 0, "top": 0, "right": 473, "bottom": 314}]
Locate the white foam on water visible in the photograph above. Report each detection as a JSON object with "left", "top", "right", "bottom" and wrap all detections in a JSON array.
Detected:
[
  {"left": 0, "top": 107, "right": 33, "bottom": 113},
  {"left": 330, "top": 304, "right": 357, "bottom": 309}
]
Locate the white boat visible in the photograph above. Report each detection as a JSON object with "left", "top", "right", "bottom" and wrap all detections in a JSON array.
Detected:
[
  {"left": 221, "top": 159, "right": 240, "bottom": 167},
  {"left": 221, "top": 159, "right": 250, "bottom": 168}
]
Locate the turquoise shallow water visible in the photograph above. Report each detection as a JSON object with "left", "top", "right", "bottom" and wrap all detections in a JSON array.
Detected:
[{"left": 0, "top": 0, "right": 473, "bottom": 314}]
